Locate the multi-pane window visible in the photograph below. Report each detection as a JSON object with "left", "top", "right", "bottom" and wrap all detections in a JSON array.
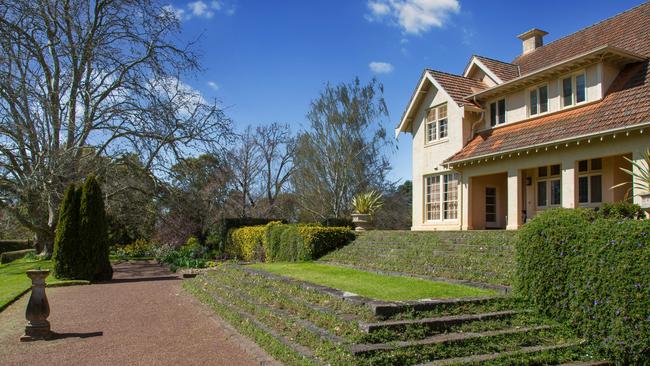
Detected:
[
  {"left": 529, "top": 85, "right": 548, "bottom": 116},
  {"left": 425, "top": 104, "right": 448, "bottom": 143},
  {"left": 490, "top": 98, "right": 506, "bottom": 126},
  {"left": 562, "top": 72, "right": 587, "bottom": 108},
  {"left": 425, "top": 173, "right": 459, "bottom": 221},
  {"left": 537, "top": 164, "right": 561, "bottom": 207},
  {"left": 578, "top": 158, "right": 603, "bottom": 205}
]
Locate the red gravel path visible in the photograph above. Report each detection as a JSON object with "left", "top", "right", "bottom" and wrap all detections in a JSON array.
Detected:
[{"left": 0, "top": 261, "right": 279, "bottom": 366}]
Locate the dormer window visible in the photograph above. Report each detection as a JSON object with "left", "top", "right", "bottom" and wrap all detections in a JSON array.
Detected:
[
  {"left": 562, "top": 72, "right": 586, "bottom": 108},
  {"left": 490, "top": 98, "right": 506, "bottom": 127},
  {"left": 529, "top": 84, "right": 548, "bottom": 116},
  {"left": 425, "top": 103, "right": 448, "bottom": 143}
]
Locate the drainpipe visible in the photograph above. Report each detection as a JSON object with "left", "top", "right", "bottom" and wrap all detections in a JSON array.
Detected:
[{"left": 468, "top": 96, "right": 485, "bottom": 142}]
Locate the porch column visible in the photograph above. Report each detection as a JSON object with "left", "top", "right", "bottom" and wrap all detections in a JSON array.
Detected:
[
  {"left": 632, "top": 149, "right": 649, "bottom": 207},
  {"left": 506, "top": 168, "right": 521, "bottom": 230},
  {"left": 461, "top": 174, "right": 470, "bottom": 230},
  {"left": 561, "top": 158, "right": 576, "bottom": 208}
]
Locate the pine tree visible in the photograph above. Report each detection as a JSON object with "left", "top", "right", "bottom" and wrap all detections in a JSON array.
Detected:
[
  {"left": 52, "top": 184, "right": 82, "bottom": 279},
  {"left": 79, "top": 175, "right": 113, "bottom": 281}
]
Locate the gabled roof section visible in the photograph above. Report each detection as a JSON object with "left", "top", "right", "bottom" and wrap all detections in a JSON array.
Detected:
[
  {"left": 446, "top": 61, "right": 650, "bottom": 164},
  {"left": 395, "top": 70, "right": 487, "bottom": 136},
  {"left": 513, "top": 2, "right": 650, "bottom": 74},
  {"left": 464, "top": 55, "right": 520, "bottom": 83}
]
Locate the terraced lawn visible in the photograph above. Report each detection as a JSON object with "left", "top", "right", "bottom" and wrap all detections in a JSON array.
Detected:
[
  {"left": 0, "top": 258, "right": 89, "bottom": 311},
  {"left": 185, "top": 265, "right": 600, "bottom": 366},
  {"left": 250, "top": 262, "right": 497, "bottom": 301}
]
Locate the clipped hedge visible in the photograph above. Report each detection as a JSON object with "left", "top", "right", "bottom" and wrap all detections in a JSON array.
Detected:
[
  {"left": 226, "top": 223, "right": 354, "bottom": 262},
  {"left": 227, "top": 225, "right": 267, "bottom": 261},
  {"left": 0, "top": 249, "right": 36, "bottom": 264},
  {"left": 270, "top": 225, "right": 355, "bottom": 262},
  {"left": 516, "top": 208, "right": 649, "bottom": 364},
  {"left": 0, "top": 240, "right": 31, "bottom": 254},
  {"left": 211, "top": 217, "right": 283, "bottom": 251}
]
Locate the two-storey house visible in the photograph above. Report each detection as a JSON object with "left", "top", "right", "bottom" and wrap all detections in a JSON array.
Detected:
[{"left": 396, "top": 3, "right": 650, "bottom": 231}]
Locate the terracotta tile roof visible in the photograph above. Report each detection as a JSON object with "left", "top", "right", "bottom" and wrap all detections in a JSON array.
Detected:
[
  {"left": 474, "top": 56, "right": 520, "bottom": 82},
  {"left": 427, "top": 70, "right": 487, "bottom": 106},
  {"left": 446, "top": 61, "right": 650, "bottom": 163},
  {"left": 513, "top": 3, "right": 650, "bottom": 75}
]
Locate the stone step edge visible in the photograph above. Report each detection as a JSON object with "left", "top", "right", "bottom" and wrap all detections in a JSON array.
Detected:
[
  {"left": 359, "top": 310, "right": 520, "bottom": 333},
  {"left": 414, "top": 341, "right": 584, "bottom": 366},
  {"left": 199, "top": 274, "right": 347, "bottom": 345},
  {"left": 556, "top": 361, "right": 611, "bottom": 366},
  {"left": 190, "top": 283, "right": 325, "bottom": 366},
  {"left": 319, "top": 261, "right": 511, "bottom": 294},
  {"left": 350, "top": 324, "right": 553, "bottom": 355}
]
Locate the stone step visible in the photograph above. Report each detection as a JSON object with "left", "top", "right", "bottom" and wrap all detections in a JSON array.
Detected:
[
  {"left": 359, "top": 310, "right": 519, "bottom": 333},
  {"left": 368, "top": 298, "right": 510, "bottom": 318},
  {"left": 414, "top": 342, "right": 583, "bottom": 366},
  {"left": 350, "top": 325, "right": 552, "bottom": 355}
]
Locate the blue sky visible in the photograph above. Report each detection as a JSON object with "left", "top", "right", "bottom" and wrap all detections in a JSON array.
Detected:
[{"left": 166, "top": 0, "right": 644, "bottom": 183}]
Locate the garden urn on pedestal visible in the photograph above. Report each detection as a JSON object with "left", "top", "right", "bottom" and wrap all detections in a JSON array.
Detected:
[
  {"left": 351, "top": 191, "right": 383, "bottom": 232},
  {"left": 352, "top": 213, "right": 373, "bottom": 231},
  {"left": 20, "top": 269, "right": 52, "bottom": 341}
]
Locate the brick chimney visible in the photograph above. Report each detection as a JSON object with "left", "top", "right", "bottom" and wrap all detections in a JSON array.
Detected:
[{"left": 517, "top": 29, "right": 548, "bottom": 55}]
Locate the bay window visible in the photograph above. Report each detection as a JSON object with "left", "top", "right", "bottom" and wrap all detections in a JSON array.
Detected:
[{"left": 425, "top": 173, "right": 459, "bottom": 221}]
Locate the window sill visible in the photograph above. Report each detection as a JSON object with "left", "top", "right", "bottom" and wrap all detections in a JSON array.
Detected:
[{"left": 424, "top": 138, "right": 449, "bottom": 147}]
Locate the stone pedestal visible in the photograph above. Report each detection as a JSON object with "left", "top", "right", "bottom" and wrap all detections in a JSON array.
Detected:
[{"left": 20, "top": 269, "right": 52, "bottom": 341}]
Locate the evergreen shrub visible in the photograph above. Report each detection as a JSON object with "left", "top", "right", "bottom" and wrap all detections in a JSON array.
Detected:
[{"left": 516, "top": 208, "right": 649, "bottom": 363}]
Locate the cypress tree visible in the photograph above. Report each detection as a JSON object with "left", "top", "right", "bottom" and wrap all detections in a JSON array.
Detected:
[
  {"left": 79, "top": 175, "right": 113, "bottom": 281},
  {"left": 52, "top": 184, "right": 82, "bottom": 279}
]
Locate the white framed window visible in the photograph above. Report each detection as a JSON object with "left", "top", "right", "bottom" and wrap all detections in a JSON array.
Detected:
[
  {"left": 578, "top": 158, "right": 603, "bottom": 205},
  {"left": 536, "top": 164, "right": 561, "bottom": 208},
  {"left": 529, "top": 84, "right": 549, "bottom": 116},
  {"left": 425, "top": 103, "right": 448, "bottom": 143},
  {"left": 561, "top": 72, "right": 586, "bottom": 108},
  {"left": 489, "top": 98, "right": 506, "bottom": 127},
  {"left": 425, "top": 172, "right": 459, "bottom": 221}
]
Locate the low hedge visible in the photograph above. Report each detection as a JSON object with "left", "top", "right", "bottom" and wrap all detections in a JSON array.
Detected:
[
  {"left": 0, "top": 240, "right": 31, "bottom": 254},
  {"left": 226, "top": 223, "right": 354, "bottom": 262},
  {"left": 516, "top": 208, "right": 649, "bottom": 364},
  {"left": 211, "top": 217, "right": 283, "bottom": 251},
  {"left": 227, "top": 225, "right": 267, "bottom": 261},
  {"left": 0, "top": 249, "right": 36, "bottom": 264}
]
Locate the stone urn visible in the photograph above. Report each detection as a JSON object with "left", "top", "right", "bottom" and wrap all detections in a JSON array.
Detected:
[
  {"left": 640, "top": 193, "right": 650, "bottom": 209},
  {"left": 20, "top": 269, "right": 52, "bottom": 341},
  {"left": 352, "top": 213, "right": 373, "bottom": 232}
]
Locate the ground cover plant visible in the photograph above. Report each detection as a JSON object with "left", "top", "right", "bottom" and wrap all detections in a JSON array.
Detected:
[
  {"left": 516, "top": 207, "right": 649, "bottom": 364},
  {"left": 185, "top": 264, "right": 602, "bottom": 365},
  {"left": 250, "top": 262, "right": 496, "bottom": 301},
  {"left": 321, "top": 230, "right": 516, "bottom": 286},
  {"left": 0, "top": 258, "right": 89, "bottom": 310}
]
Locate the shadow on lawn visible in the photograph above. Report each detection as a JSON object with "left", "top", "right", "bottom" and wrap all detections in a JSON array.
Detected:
[{"left": 49, "top": 331, "right": 103, "bottom": 340}]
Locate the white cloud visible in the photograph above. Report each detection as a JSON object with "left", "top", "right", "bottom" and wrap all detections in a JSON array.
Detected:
[
  {"left": 207, "top": 81, "right": 220, "bottom": 91},
  {"left": 369, "top": 61, "right": 394, "bottom": 74},
  {"left": 163, "top": 1, "right": 233, "bottom": 21},
  {"left": 366, "top": 0, "right": 460, "bottom": 35},
  {"left": 189, "top": 1, "right": 214, "bottom": 18}
]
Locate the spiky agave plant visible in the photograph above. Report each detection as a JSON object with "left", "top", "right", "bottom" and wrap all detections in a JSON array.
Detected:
[
  {"left": 351, "top": 190, "right": 384, "bottom": 215},
  {"left": 611, "top": 148, "right": 650, "bottom": 198}
]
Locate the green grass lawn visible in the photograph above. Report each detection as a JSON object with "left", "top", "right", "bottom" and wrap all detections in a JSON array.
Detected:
[
  {"left": 250, "top": 262, "right": 496, "bottom": 301},
  {"left": 0, "top": 258, "right": 89, "bottom": 311}
]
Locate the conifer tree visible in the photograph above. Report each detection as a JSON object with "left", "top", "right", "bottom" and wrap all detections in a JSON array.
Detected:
[
  {"left": 79, "top": 175, "right": 113, "bottom": 281},
  {"left": 52, "top": 184, "right": 82, "bottom": 279}
]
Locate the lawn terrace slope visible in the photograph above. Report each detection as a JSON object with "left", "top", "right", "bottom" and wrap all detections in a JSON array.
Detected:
[{"left": 321, "top": 230, "right": 516, "bottom": 286}]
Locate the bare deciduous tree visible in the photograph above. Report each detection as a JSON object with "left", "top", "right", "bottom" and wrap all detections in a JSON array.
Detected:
[
  {"left": 227, "top": 127, "right": 262, "bottom": 218},
  {"left": 255, "top": 123, "right": 296, "bottom": 216},
  {"left": 0, "top": 0, "right": 231, "bottom": 253}
]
